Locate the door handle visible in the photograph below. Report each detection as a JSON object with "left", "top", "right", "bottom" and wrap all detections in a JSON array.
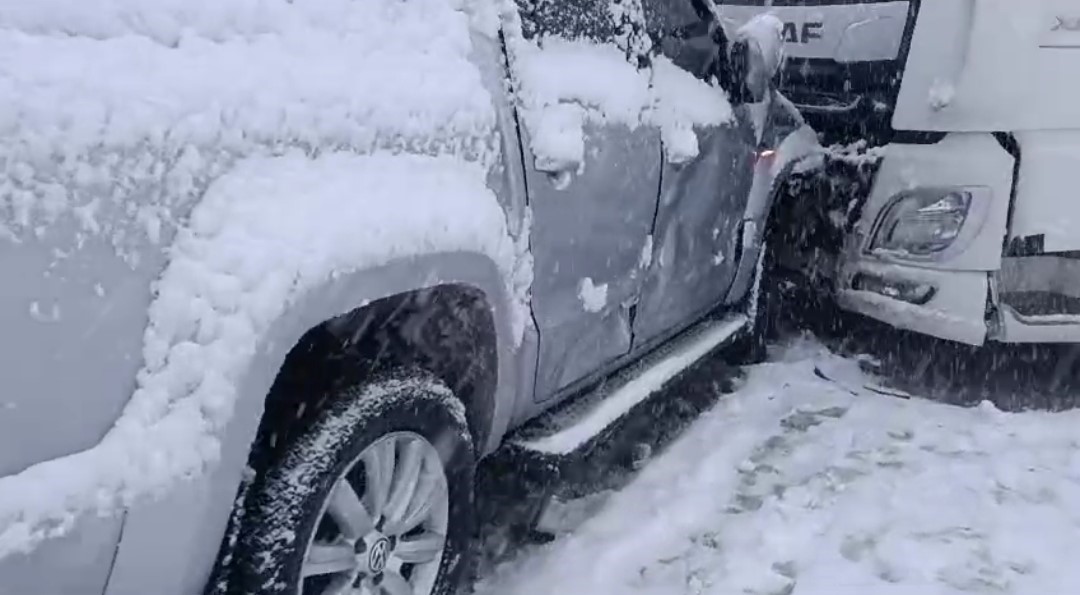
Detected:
[
  {"left": 793, "top": 96, "right": 861, "bottom": 115},
  {"left": 534, "top": 156, "right": 578, "bottom": 190},
  {"left": 534, "top": 155, "right": 578, "bottom": 174}
]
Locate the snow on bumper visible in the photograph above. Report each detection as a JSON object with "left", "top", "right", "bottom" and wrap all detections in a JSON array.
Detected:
[
  {"left": 833, "top": 134, "right": 1015, "bottom": 346},
  {"left": 837, "top": 259, "right": 989, "bottom": 346},
  {"left": 0, "top": 151, "right": 530, "bottom": 559}
]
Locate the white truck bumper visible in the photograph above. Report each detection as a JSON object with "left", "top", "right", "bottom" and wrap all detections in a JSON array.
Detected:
[
  {"left": 837, "top": 260, "right": 990, "bottom": 346},
  {"left": 834, "top": 133, "right": 1080, "bottom": 345}
]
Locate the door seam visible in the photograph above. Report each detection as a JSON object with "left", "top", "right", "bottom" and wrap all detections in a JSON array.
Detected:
[
  {"left": 497, "top": 27, "right": 545, "bottom": 398},
  {"left": 631, "top": 137, "right": 666, "bottom": 344}
]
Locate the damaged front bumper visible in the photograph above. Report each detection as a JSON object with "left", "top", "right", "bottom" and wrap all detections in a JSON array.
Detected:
[
  {"left": 832, "top": 133, "right": 1080, "bottom": 345},
  {"left": 839, "top": 254, "right": 1080, "bottom": 345},
  {"left": 837, "top": 258, "right": 991, "bottom": 345}
]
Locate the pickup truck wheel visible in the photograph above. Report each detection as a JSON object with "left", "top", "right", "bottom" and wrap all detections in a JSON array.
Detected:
[
  {"left": 727, "top": 244, "right": 778, "bottom": 365},
  {"left": 234, "top": 370, "right": 475, "bottom": 595}
]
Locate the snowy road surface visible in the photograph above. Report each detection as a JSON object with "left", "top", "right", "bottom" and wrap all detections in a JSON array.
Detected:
[{"left": 474, "top": 338, "right": 1080, "bottom": 595}]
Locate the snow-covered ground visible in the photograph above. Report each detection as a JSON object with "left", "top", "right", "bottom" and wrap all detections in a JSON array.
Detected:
[{"left": 475, "top": 337, "right": 1080, "bottom": 595}]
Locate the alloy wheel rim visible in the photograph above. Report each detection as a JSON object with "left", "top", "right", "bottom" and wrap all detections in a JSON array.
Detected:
[{"left": 299, "top": 431, "right": 450, "bottom": 595}]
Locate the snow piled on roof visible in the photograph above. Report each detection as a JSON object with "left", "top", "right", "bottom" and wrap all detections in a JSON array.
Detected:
[
  {"left": 0, "top": 0, "right": 498, "bottom": 44},
  {"left": 0, "top": 151, "right": 529, "bottom": 558},
  {"left": 0, "top": 0, "right": 496, "bottom": 249}
]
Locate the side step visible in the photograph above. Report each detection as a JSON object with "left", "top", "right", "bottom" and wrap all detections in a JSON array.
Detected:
[
  {"left": 477, "top": 314, "right": 746, "bottom": 546},
  {"left": 511, "top": 313, "right": 748, "bottom": 456}
]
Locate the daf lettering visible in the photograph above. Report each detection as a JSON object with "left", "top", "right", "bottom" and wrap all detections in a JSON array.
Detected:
[
  {"left": 1051, "top": 16, "right": 1080, "bottom": 32},
  {"left": 781, "top": 21, "right": 825, "bottom": 44}
]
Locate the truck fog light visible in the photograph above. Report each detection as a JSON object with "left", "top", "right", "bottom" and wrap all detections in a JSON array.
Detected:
[
  {"left": 869, "top": 188, "right": 973, "bottom": 256},
  {"left": 852, "top": 273, "right": 936, "bottom": 305}
]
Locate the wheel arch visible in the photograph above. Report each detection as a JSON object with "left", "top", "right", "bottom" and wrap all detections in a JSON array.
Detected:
[
  {"left": 228, "top": 249, "right": 522, "bottom": 478},
  {"left": 104, "top": 251, "right": 527, "bottom": 595},
  {"left": 760, "top": 143, "right": 880, "bottom": 285}
]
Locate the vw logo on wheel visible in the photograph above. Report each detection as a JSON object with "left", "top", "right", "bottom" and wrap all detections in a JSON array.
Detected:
[{"left": 367, "top": 537, "right": 391, "bottom": 574}]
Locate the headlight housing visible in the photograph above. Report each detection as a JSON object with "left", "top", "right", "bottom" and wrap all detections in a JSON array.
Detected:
[{"left": 869, "top": 188, "right": 974, "bottom": 256}]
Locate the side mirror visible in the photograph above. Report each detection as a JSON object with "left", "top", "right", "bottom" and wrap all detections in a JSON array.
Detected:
[{"left": 719, "top": 14, "right": 785, "bottom": 104}]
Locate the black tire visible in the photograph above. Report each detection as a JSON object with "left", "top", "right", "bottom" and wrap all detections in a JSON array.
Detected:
[
  {"left": 726, "top": 245, "right": 778, "bottom": 365},
  {"left": 233, "top": 369, "right": 475, "bottom": 595}
]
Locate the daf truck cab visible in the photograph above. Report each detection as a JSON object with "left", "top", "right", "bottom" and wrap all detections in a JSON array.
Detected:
[{"left": 718, "top": 0, "right": 1080, "bottom": 347}]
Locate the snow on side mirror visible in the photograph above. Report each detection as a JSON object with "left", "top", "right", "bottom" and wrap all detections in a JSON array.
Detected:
[{"left": 731, "top": 14, "right": 785, "bottom": 103}]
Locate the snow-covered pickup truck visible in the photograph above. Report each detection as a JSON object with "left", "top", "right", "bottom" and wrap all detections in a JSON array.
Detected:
[
  {"left": 720, "top": 0, "right": 1080, "bottom": 347},
  {"left": 0, "top": 1, "right": 806, "bottom": 594}
]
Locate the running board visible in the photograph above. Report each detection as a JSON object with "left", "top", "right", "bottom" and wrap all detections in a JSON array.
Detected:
[
  {"left": 477, "top": 313, "right": 747, "bottom": 546},
  {"left": 510, "top": 313, "right": 747, "bottom": 456}
]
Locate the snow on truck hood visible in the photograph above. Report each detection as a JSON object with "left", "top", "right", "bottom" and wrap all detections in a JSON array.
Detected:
[
  {"left": 0, "top": 0, "right": 533, "bottom": 558},
  {"left": 0, "top": 0, "right": 496, "bottom": 44},
  {"left": 0, "top": 0, "right": 496, "bottom": 244}
]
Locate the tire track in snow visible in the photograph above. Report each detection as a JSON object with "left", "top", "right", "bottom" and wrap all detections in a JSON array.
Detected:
[{"left": 473, "top": 337, "right": 1080, "bottom": 595}]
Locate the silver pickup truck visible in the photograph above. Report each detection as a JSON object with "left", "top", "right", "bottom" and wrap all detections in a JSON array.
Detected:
[{"left": 0, "top": 2, "right": 806, "bottom": 594}]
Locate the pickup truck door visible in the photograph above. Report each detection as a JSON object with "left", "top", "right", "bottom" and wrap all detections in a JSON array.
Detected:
[
  {"left": 631, "top": 0, "right": 758, "bottom": 347},
  {"left": 506, "top": 0, "right": 664, "bottom": 400}
]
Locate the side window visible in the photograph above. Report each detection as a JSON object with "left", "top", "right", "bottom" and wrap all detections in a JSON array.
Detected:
[
  {"left": 508, "top": 0, "right": 656, "bottom": 171},
  {"left": 516, "top": 0, "right": 651, "bottom": 65},
  {"left": 642, "top": 0, "right": 721, "bottom": 80},
  {"left": 516, "top": 0, "right": 617, "bottom": 42}
]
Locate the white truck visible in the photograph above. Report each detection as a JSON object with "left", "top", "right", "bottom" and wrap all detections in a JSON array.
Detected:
[{"left": 720, "top": 0, "right": 1080, "bottom": 347}]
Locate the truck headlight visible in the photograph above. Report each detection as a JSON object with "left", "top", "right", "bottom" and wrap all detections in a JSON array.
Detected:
[{"left": 869, "top": 188, "right": 973, "bottom": 256}]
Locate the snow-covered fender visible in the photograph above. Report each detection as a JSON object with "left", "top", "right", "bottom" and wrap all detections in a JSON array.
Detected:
[
  {"left": 0, "top": 2, "right": 534, "bottom": 591},
  {"left": 95, "top": 152, "right": 534, "bottom": 595},
  {"left": 725, "top": 92, "right": 821, "bottom": 305},
  {"left": 109, "top": 265, "right": 529, "bottom": 595},
  {"left": 0, "top": 151, "right": 532, "bottom": 595}
]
